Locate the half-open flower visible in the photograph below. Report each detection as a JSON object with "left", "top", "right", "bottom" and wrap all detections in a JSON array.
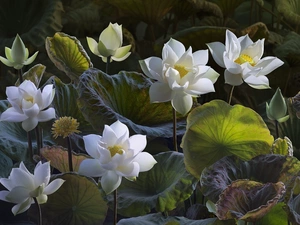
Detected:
[
  {"left": 207, "top": 30, "right": 283, "bottom": 89},
  {"left": 78, "top": 120, "right": 157, "bottom": 194},
  {"left": 139, "top": 38, "right": 219, "bottom": 115},
  {"left": 0, "top": 80, "right": 55, "bottom": 131},
  {"left": 0, "top": 34, "right": 38, "bottom": 70},
  {"left": 87, "top": 22, "right": 131, "bottom": 63},
  {"left": 0, "top": 161, "right": 65, "bottom": 215}
]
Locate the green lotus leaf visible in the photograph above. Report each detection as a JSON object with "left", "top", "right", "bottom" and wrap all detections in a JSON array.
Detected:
[
  {"left": 46, "top": 32, "right": 93, "bottom": 83},
  {"left": 216, "top": 180, "right": 285, "bottom": 222},
  {"left": 105, "top": 152, "right": 198, "bottom": 217},
  {"left": 182, "top": 100, "right": 274, "bottom": 178},
  {"left": 209, "top": 0, "right": 244, "bottom": 17},
  {"left": 0, "top": 0, "right": 63, "bottom": 49},
  {"left": 36, "top": 173, "right": 107, "bottom": 225},
  {"left": 165, "top": 26, "right": 227, "bottom": 52},
  {"left": 200, "top": 154, "right": 300, "bottom": 202},
  {"left": 106, "top": 0, "right": 179, "bottom": 24},
  {"left": 0, "top": 100, "right": 54, "bottom": 162},
  {"left": 0, "top": 150, "right": 13, "bottom": 178},
  {"left": 118, "top": 213, "right": 232, "bottom": 225},
  {"left": 40, "top": 146, "right": 88, "bottom": 173},
  {"left": 15, "top": 64, "right": 45, "bottom": 87},
  {"left": 274, "top": 31, "right": 300, "bottom": 66},
  {"left": 275, "top": 0, "right": 300, "bottom": 26},
  {"left": 286, "top": 177, "right": 300, "bottom": 224},
  {"left": 77, "top": 68, "right": 186, "bottom": 138},
  {"left": 258, "top": 202, "right": 287, "bottom": 225}
]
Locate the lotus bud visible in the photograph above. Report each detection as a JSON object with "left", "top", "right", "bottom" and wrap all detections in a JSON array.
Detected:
[{"left": 266, "top": 88, "right": 289, "bottom": 122}]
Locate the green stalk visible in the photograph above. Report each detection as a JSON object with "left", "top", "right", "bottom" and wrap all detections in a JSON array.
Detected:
[
  {"left": 228, "top": 85, "right": 235, "bottom": 105},
  {"left": 18, "top": 68, "right": 23, "bottom": 83},
  {"left": 172, "top": 108, "right": 178, "bottom": 152},
  {"left": 27, "top": 131, "right": 33, "bottom": 160},
  {"left": 275, "top": 120, "right": 279, "bottom": 139},
  {"left": 33, "top": 197, "right": 42, "bottom": 225},
  {"left": 114, "top": 189, "right": 118, "bottom": 225},
  {"left": 35, "top": 126, "right": 41, "bottom": 155}
]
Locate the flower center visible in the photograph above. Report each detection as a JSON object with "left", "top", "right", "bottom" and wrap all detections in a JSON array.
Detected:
[
  {"left": 25, "top": 96, "right": 34, "bottom": 103},
  {"left": 234, "top": 54, "right": 255, "bottom": 66},
  {"left": 174, "top": 64, "right": 189, "bottom": 78},
  {"left": 108, "top": 145, "right": 123, "bottom": 157}
]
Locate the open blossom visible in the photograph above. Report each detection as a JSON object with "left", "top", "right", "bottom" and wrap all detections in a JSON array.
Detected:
[
  {"left": 0, "top": 161, "right": 65, "bottom": 215},
  {"left": 0, "top": 34, "right": 38, "bottom": 70},
  {"left": 78, "top": 120, "right": 157, "bottom": 194},
  {"left": 0, "top": 80, "right": 55, "bottom": 131},
  {"left": 87, "top": 22, "right": 131, "bottom": 63},
  {"left": 139, "top": 38, "right": 219, "bottom": 115},
  {"left": 207, "top": 30, "right": 284, "bottom": 89}
]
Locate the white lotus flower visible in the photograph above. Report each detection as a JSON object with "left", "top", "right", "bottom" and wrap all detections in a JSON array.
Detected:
[
  {"left": 0, "top": 80, "right": 56, "bottom": 131},
  {"left": 139, "top": 38, "right": 219, "bottom": 115},
  {"left": 0, "top": 34, "right": 38, "bottom": 70},
  {"left": 87, "top": 22, "right": 131, "bottom": 63},
  {"left": 0, "top": 161, "right": 65, "bottom": 215},
  {"left": 78, "top": 120, "right": 157, "bottom": 194},
  {"left": 207, "top": 29, "right": 284, "bottom": 89}
]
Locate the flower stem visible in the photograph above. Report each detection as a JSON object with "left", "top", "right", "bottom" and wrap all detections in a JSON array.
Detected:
[
  {"left": 18, "top": 68, "right": 23, "bottom": 83},
  {"left": 275, "top": 120, "right": 279, "bottom": 139},
  {"left": 172, "top": 108, "right": 178, "bottom": 152},
  {"left": 228, "top": 85, "right": 235, "bottom": 105},
  {"left": 106, "top": 56, "right": 111, "bottom": 74},
  {"left": 33, "top": 197, "right": 42, "bottom": 225},
  {"left": 35, "top": 126, "right": 41, "bottom": 155},
  {"left": 67, "top": 136, "right": 73, "bottom": 172},
  {"left": 114, "top": 189, "right": 118, "bottom": 225}
]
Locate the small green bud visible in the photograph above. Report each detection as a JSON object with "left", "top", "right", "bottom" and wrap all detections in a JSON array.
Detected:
[{"left": 266, "top": 88, "right": 289, "bottom": 122}]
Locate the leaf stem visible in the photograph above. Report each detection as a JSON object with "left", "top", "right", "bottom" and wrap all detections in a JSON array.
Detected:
[
  {"left": 67, "top": 136, "right": 73, "bottom": 172},
  {"left": 275, "top": 120, "right": 279, "bottom": 139},
  {"left": 172, "top": 108, "right": 178, "bottom": 152},
  {"left": 228, "top": 85, "right": 235, "bottom": 105},
  {"left": 35, "top": 125, "right": 41, "bottom": 155},
  {"left": 114, "top": 189, "right": 118, "bottom": 225},
  {"left": 33, "top": 197, "right": 42, "bottom": 225}
]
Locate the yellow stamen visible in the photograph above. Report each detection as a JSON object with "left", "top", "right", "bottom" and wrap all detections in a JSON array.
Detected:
[
  {"left": 174, "top": 64, "right": 189, "bottom": 78},
  {"left": 108, "top": 145, "right": 123, "bottom": 157},
  {"left": 25, "top": 96, "right": 34, "bottom": 103},
  {"left": 234, "top": 54, "right": 255, "bottom": 66},
  {"left": 52, "top": 116, "right": 80, "bottom": 139}
]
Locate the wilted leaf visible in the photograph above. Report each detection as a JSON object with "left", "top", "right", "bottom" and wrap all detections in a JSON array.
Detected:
[
  {"left": 182, "top": 100, "right": 274, "bottom": 178},
  {"left": 216, "top": 180, "right": 285, "bottom": 222},
  {"left": 271, "top": 137, "right": 293, "bottom": 156},
  {"left": 15, "top": 64, "right": 46, "bottom": 87},
  {"left": 200, "top": 154, "right": 300, "bottom": 203},
  {"left": 40, "top": 146, "right": 88, "bottom": 172}
]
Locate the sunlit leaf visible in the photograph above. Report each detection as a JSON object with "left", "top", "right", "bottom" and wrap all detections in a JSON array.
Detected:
[
  {"left": 77, "top": 68, "right": 186, "bottom": 138},
  {"left": 271, "top": 137, "right": 293, "bottom": 156},
  {"left": 216, "top": 180, "right": 285, "bottom": 222},
  {"left": 200, "top": 154, "right": 300, "bottom": 203},
  {"left": 46, "top": 32, "right": 93, "bottom": 83},
  {"left": 105, "top": 152, "right": 198, "bottom": 217},
  {"left": 106, "top": 0, "right": 179, "bottom": 24},
  {"left": 182, "top": 100, "right": 274, "bottom": 178},
  {"left": 40, "top": 146, "right": 88, "bottom": 172},
  {"left": 258, "top": 202, "right": 287, "bottom": 225},
  {"left": 36, "top": 173, "right": 108, "bottom": 225}
]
